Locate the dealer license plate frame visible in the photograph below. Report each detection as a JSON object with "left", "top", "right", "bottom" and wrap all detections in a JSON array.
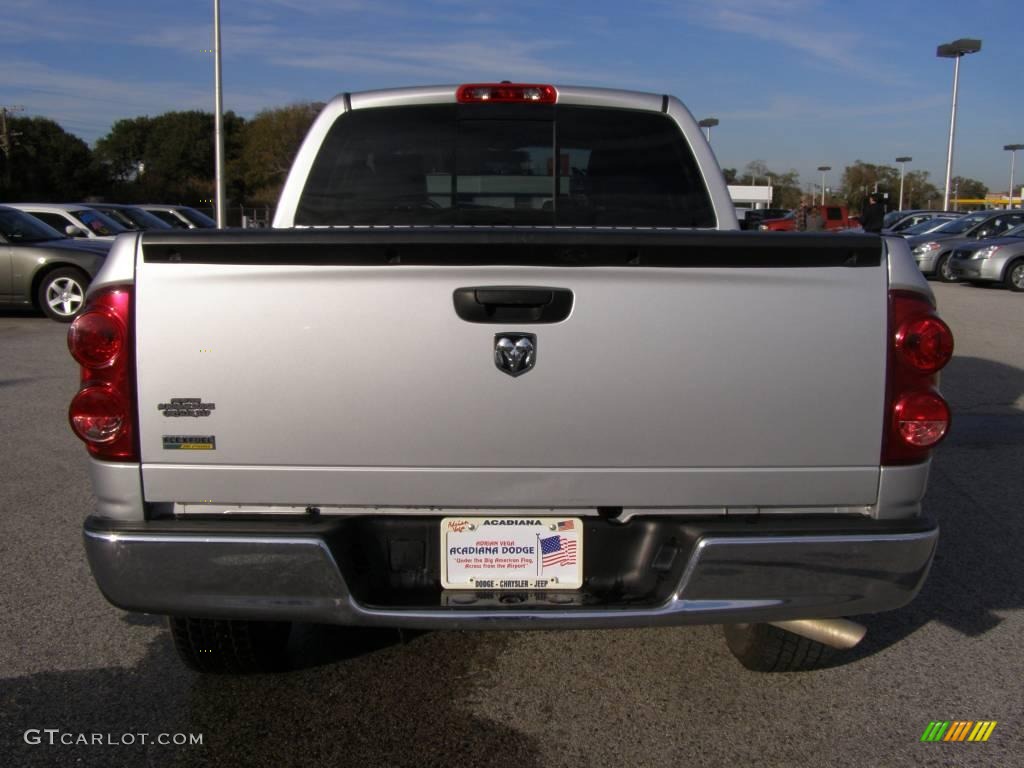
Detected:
[{"left": 440, "top": 516, "right": 583, "bottom": 590}]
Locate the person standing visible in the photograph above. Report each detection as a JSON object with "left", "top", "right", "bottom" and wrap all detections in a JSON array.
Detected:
[
  {"left": 862, "top": 193, "right": 885, "bottom": 233},
  {"left": 794, "top": 197, "right": 811, "bottom": 231},
  {"left": 806, "top": 206, "right": 826, "bottom": 231}
]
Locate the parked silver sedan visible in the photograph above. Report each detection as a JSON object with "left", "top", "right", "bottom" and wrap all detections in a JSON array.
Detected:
[
  {"left": 891, "top": 214, "right": 962, "bottom": 238},
  {"left": 88, "top": 203, "right": 174, "bottom": 231},
  {"left": 0, "top": 205, "right": 109, "bottom": 321},
  {"left": 138, "top": 204, "right": 217, "bottom": 229},
  {"left": 908, "top": 209, "right": 1024, "bottom": 281},
  {"left": 881, "top": 209, "right": 959, "bottom": 235},
  {"left": 949, "top": 224, "right": 1024, "bottom": 291}
]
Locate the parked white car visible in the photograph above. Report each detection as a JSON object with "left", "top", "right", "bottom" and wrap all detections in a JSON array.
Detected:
[{"left": 9, "top": 203, "right": 128, "bottom": 241}]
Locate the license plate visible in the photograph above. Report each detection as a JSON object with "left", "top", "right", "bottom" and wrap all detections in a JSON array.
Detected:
[{"left": 441, "top": 516, "right": 583, "bottom": 590}]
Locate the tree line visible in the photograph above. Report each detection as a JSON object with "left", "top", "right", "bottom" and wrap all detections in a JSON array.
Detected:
[
  {"left": 723, "top": 160, "right": 988, "bottom": 213},
  {"left": 0, "top": 107, "right": 989, "bottom": 216},
  {"left": 0, "top": 103, "right": 323, "bottom": 211}
]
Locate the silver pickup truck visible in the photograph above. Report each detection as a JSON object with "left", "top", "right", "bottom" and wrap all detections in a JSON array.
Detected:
[{"left": 68, "top": 83, "right": 954, "bottom": 674}]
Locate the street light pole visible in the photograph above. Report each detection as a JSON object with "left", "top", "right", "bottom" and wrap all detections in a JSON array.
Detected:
[
  {"left": 942, "top": 53, "right": 961, "bottom": 210},
  {"left": 1005, "top": 144, "right": 1024, "bottom": 208},
  {"left": 817, "top": 166, "right": 831, "bottom": 205},
  {"left": 937, "top": 39, "right": 982, "bottom": 211},
  {"left": 698, "top": 117, "right": 719, "bottom": 143},
  {"left": 213, "top": 0, "right": 226, "bottom": 228},
  {"left": 895, "top": 156, "right": 912, "bottom": 211}
]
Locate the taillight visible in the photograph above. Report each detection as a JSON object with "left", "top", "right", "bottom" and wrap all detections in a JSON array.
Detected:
[
  {"left": 70, "top": 386, "right": 130, "bottom": 443},
  {"left": 894, "top": 392, "right": 950, "bottom": 446},
  {"left": 882, "top": 291, "right": 954, "bottom": 464},
  {"left": 894, "top": 316, "right": 953, "bottom": 373},
  {"left": 67, "top": 286, "right": 137, "bottom": 462},
  {"left": 68, "top": 308, "right": 125, "bottom": 368},
  {"left": 456, "top": 83, "right": 557, "bottom": 103}
]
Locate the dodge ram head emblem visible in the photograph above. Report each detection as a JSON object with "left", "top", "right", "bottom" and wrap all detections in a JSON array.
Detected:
[{"left": 494, "top": 333, "right": 536, "bottom": 377}]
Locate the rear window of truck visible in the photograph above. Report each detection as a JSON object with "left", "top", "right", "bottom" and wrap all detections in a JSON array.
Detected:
[{"left": 295, "top": 104, "right": 716, "bottom": 228}]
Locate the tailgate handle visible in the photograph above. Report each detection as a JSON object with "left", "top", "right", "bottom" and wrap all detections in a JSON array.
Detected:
[{"left": 453, "top": 286, "right": 573, "bottom": 323}]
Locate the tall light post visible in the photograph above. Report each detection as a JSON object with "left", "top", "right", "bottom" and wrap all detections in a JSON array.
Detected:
[
  {"left": 895, "top": 156, "right": 912, "bottom": 211},
  {"left": 937, "top": 38, "right": 982, "bottom": 211},
  {"left": 1005, "top": 144, "right": 1024, "bottom": 208},
  {"left": 698, "top": 117, "right": 719, "bottom": 143},
  {"left": 817, "top": 166, "right": 831, "bottom": 205},
  {"left": 213, "top": 0, "right": 226, "bottom": 228}
]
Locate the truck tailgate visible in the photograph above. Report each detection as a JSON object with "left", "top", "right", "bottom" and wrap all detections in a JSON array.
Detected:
[{"left": 134, "top": 229, "right": 888, "bottom": 509}]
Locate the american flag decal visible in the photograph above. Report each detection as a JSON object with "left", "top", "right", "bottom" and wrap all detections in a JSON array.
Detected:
[
  {"left": 557, "top": 520, "right": 575, "bottom": 531},
  {"left": 540, "top": 534, "right": 577, "bottom": 569}
]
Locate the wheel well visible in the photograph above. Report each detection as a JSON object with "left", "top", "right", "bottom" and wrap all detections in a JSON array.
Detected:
[
  {"left": 30, "top": 263, "right": 89, "bottom": 310},
  {"left": 1004, "top": 255, "right": 1024, "bottom": 280},
  {"left": 931, "top": 250, "right": 952, "bottom": 274}
]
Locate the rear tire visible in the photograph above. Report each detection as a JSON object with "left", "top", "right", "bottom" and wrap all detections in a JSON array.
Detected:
[
  {"left": 168, "top": 617, "right": 291, "bottom": 674},
  {"left": 1005, "top": 259, "right": 1024, "bottom": 292},
  {"left": 723, "top": 623, "right": 836, "bottom": 672},
  {"left": 935, "top": 253, "right": 958, "bottom": 283},
  {"left": 37, "top": 267, "right": 89, "bottom": 322}
]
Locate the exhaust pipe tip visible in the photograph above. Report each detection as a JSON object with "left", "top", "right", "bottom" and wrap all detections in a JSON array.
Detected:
[{"left": 768, "top": 618, "right": 867, "bottom": 650}]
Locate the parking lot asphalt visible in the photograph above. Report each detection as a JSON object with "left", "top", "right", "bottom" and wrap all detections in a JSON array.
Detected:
[{"left": 1, "top": 282, "right": 1021, "bottom": 768}]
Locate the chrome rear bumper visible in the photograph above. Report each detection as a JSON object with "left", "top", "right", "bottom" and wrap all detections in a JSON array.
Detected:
[{"left": 83, "top": 516, "right": 938, "bottom": 629}]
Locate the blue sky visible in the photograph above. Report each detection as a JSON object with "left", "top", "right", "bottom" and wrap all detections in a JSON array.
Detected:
[{"left": 3, "top": 0, "right": 1020, "bottom": 194}]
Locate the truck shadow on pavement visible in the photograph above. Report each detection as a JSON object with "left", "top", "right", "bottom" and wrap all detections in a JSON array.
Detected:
[
  {"left": 2, "top": 623, "right": 543, "bottom": 768},
  {"left": 845, "top": 354, "right": 1024, "bottom": 664}
]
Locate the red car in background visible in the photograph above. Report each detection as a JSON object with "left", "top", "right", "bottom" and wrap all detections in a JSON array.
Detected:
[{"left": 758, "top": 205, "right": 857, "bottom": 232}]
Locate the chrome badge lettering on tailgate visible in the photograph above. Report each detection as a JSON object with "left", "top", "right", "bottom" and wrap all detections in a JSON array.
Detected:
[{"left": 158, "top": 398, "right": 216, "bottom": 417}]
